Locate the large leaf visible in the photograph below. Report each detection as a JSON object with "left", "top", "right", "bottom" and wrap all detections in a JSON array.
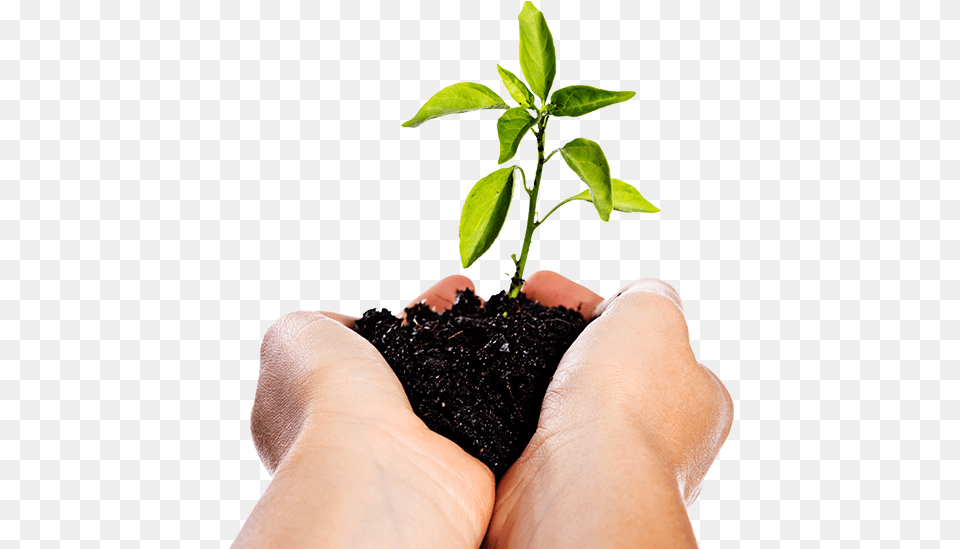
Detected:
[
  {"left": 497, "top": 64, "right": 536, "bottom": 109},
  {"left": 459, "top": 167, "right": 515, "bottom": 268},
  {"left": 559, "top": 138, "right": 613, "bottom": 221},
  {"left": 550, "top": 85, "right": 636, "bottom": 117},
  {"left": 401, "top": 82, "right": 508, "bottom": 128},
  {"left": 497, "top": 108, "right": 536, "bottom": 164},
  {"left": 518, "top": 2, "right": 556, "bottom": 102},
  {"left": 570, "top": 178, "right": 659, "bottom": 213}
]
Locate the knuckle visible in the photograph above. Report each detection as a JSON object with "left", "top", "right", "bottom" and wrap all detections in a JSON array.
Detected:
[
  {"left": 594, "top": 278, "right": 685, "bottom": 320},
  {"left": 261, "top": 311, "right": 324, "bottom": 359},
  {"left": 265, "top": 310, "right": 324, "bottom": 342},
  {"left": 619, "top": 278, "right": 683, "bottom": 311}
]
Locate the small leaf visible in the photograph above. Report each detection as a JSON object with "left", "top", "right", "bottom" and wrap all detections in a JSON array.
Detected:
[
  {"left": 402, "top": 82, "right": 508, "bottom": 128},
  {"left": 571, "top": 179, "right": 660, "bottom": 213},
  {"left": 550, "top": 85, "right": 636, "bottom": 117},
  {"left": 497, "top": 108, "right": 536, "bottom": 164},
  {"left": 459, "top": 167, "right": 515, "bottom": 268},
  {"left": 497, "top": 65, "right": 536, "bottom": 109},
  {"left": 559, "top": 138, "right": 613, "bottom": 221},
  {"left": 518, "top": 2, "right": 556, "bottom": 102}
]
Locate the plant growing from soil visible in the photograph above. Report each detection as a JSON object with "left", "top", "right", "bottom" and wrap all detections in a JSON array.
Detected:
[
  {"left": 356, "top": 1, "right": 661, "bottom": 478},
  {"left": 402, "top": 1, "right": 659, "bottom": 296}
]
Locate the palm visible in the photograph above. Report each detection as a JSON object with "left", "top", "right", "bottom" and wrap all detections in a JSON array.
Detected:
[{"left": 311, "top": 312, "right": 495, "bottom": 546}]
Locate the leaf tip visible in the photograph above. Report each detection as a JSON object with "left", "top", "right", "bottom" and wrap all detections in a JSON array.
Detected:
[{"left": 459, "top": 244, "right": 474, "bottom": 269}]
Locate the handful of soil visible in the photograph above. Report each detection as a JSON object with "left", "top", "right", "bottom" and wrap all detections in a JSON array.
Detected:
[{"left": 354, "top": 289, "right": 589, "bottom": 479}]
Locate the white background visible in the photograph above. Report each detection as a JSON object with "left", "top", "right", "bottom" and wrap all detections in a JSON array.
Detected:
[{"left": 4, "top": 0, "right": 956, "bottom": 546}]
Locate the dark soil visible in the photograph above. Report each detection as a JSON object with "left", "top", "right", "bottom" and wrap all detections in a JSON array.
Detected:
[{"left": 354, "top": 289, "right": 589, "bottom": 479}]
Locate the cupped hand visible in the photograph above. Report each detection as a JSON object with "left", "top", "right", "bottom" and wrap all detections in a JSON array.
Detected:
[
  {"left": 237, "top": 275, "right": 495, "bottom": 549},
  {"left": 486, "top": 271, "right": 734, "bottom": 548}
]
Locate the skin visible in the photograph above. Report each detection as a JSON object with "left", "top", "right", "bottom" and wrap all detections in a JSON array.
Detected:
[
  {"left": 486, "top": 271, "right": 734, "bottom": 548},
  {"left": 233, "top": 271, "right": 733, "bottom": 549}
]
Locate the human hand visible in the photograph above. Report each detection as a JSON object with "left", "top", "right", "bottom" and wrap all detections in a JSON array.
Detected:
[
  {"left": 486, "top": 271, "right": 734, "bottom": 548},
  {"left": 235, "top": 275, "right": 495, "bottom": 549}
]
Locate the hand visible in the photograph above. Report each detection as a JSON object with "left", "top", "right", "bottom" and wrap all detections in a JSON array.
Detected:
[
  {"left": 486, "top": 271, "right": 734, "bottom": 548},
  {"left": 235, "top": 276, "right": 495, "bottom": 549}
]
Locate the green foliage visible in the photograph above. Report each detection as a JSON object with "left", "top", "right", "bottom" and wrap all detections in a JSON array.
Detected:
[
  {"left": 401, "top": 2, "right": 658, "bottom": 295},
  {"left": 517, "top": 2, "right": 556, "bottom": 102},
  {"left": 559, "top": 138, "right": 613, "bottom": 221},
  {"left": 570, "top": 179, "right": 660, "bottom": 213},
  {"left": 497, "top": 108, "right": 537, "bottom": 164},
  {"left": 459, "top": 167, "right": 515, "bottom": 269},
  {"left": 550, "top": 85, "right": 636, "bottom": 118},
  {"left": 497, "top": 65, "right": 535, "bottom": 109},
  {"left": 401, "top": 82, "right": 508, "bottom": 128}
]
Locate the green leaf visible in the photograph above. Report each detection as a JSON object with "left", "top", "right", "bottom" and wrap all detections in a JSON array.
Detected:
[
  {"left": 459, "top": 167, "right": 515, "bottom": 268},
  {"left": 571, "top": 178, "right": 660, "bottom": 213},
  {"left": 549, "top": 85, "right": 636, "bottom": 117},
  {"left": 559, "top": 138, "right": 613, "bottom": 221},
  {"left": 401, "top": 82, "right": 509, "bottom": 128},
  {"left": 497, "top": 65, "right": 536, "bottom": 109},
  {"left": 518, "top": 2, "right": 556, "bottom": 102},
  {"left": 497, "top": 108, "right": 536, "bottom": 164}
]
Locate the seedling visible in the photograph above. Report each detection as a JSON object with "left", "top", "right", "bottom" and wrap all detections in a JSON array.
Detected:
[{"left": 403, "top": 1, "right": 659, "bottom": 298}]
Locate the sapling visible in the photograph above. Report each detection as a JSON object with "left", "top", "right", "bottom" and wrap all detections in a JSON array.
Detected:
[{"left": 403, "top": 1, "right": 659, "bottom": 298}]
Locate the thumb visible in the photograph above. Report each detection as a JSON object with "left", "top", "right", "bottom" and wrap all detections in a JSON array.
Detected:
[
  {"left": 545, "top": 279, "right": 697, "bottom": 417},
  {"left": 253, "top": 311, "right": 411, "bottom": 473},
  {"left": 564, "top": 279, "right": 691, "bottom": 367},
  {"left": 591, "top": 278, "right": 684, "bottom": 318}
]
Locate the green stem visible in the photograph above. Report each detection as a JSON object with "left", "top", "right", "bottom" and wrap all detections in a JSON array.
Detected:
[
  {"left": 534, "top": 195, "right": 578, "bottom": 229},
  {"left": 514, "top": 166, "right": 530, "bottom": 193},
  {"left": 508, "top": 114, "right": 548, "bottom": 298}
]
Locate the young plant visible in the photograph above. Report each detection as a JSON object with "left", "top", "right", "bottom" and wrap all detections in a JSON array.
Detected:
[{"left": 403, "top": 1, "right": 659, "bottom": 298}]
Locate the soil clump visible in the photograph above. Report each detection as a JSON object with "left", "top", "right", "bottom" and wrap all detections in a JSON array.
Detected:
[{"left": 355, "top": 288, "right": 589, "bottom": 478}]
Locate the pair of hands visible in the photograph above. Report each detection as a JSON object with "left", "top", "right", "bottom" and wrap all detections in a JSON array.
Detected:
[{"left": 235, "top": 271, "right": 733, "bottom": 548}]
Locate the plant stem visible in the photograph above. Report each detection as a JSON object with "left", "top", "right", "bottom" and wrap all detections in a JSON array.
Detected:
[
  {"left": 535, "top": 194, "right": 577, "bottom": 229},
  {"left": 508, "top": 114, "right": 548, "bottom": 298}
]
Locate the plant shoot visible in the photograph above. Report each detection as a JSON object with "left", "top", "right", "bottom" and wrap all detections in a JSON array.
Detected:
[{"left": 402, "top": 1, "right": 659, "bottom": 298}]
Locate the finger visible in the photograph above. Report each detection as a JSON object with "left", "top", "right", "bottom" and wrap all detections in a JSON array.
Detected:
[
  {"left": 316, "top": 311, "right": 356, "bottom": 329},
  {"left": 560, "top": 278, "right": 692, "bottom": 375},
  {"left": 591, "top": 278, "right": 684, "bottom": 319},
  {"left": 260, "top": 311, "right": 410, "bottom": 411},
  {"left": 521, "top": 270, "right": 604, "bottom": 318},
  {"left": 317, "top": 276, "right": 479, "bottom": 328},
  {"left": 544, "top": 279, "right": 696, "bottom": 427},
  {"left": 405, "top": 274, "right": 477, "bottom": 314},
  {"left": 255, "top": 310, "right": 410, "bottom": 473},
  {"left": 259, "top": 311, "right": 390, "bottom": 394}
]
